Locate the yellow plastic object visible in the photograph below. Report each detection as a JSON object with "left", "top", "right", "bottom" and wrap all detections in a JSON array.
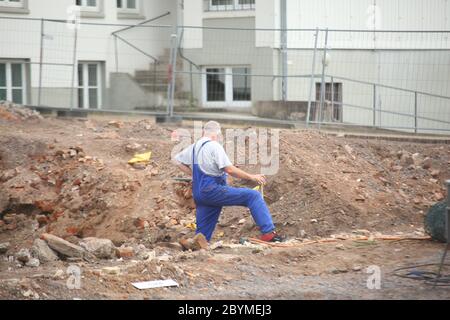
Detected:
[
  {"left": 186, "top": 222, "right": 197, "bottom": 230},
  {"left": 128, "top": 152, "right": 152, "bottom": 165},
  {"left": 253, "top": 185, "right": 264, "bottom": 197}
]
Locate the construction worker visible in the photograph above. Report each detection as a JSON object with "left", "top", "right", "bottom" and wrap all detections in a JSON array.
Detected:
[{"left": 174, "top": 121, "right": 282, "bottom": 243}]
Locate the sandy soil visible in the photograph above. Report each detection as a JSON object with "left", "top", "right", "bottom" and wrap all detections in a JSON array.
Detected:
[{"left": 0, "top": 104, "right": 449, "bottom": 300}]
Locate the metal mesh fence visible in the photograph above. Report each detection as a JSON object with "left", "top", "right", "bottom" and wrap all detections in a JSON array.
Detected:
[
  {"left": 0, "top": 16, "right": 173, "bottom": 111},
  {"left": 172, "top": 26, "right": 450, "bottom": 134},
  {"left": 2, "top": 15, "right": 450, "bottom": 134},
  {"left": 309, "top": 29, "right": 450, "bottom": 134}
]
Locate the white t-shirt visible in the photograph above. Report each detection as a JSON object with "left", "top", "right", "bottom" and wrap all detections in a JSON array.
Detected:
[{"left": 175, "top": 137, "right": 233, "bottom": 177}]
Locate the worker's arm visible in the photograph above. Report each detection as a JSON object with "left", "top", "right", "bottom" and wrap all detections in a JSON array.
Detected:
[
  {"left": 223, "top": 165, "right": 267, "bottom": 185},
  {"left": 173, "top": 160, "right": 192, "bottom": 177}
]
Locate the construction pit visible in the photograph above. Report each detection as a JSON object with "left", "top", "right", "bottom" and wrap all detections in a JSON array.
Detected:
[{"left": 0, "top": 102, "right": 449, "bottom": 300}]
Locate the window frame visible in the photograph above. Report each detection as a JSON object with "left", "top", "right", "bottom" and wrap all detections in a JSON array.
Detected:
[
  {"left": 0, "top": 0, "right": 29, "bottom": 14},
  {"left": 117, "top": 0, "right": 145, "bottom": 19},
  {"left": 202, "top": 66, "right": 252, "bottom": 108},
  {"left": 75, "top": 0, "right": 104, "bottom": 18},
  {"left": 208, "top": 0, "right": 255, "bottom": 12},
  {"left": 0, "top": 60, "right": 28, "bottom": 105}
]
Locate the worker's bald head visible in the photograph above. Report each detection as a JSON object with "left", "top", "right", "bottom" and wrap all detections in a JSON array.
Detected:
[{"left": 203, "top": 121, "right": 222, "bottom": 141}]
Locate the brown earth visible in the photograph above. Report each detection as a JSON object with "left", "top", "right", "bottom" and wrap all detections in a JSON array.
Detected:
[{"left": 0, "top": 104, "right": 449, "bottom": 300}]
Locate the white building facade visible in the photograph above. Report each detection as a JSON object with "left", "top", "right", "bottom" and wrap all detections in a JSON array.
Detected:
[
  {"left": 181, "top": 0, "right": 450, "bottom": 132},
  {"left": 1, "top": 0, "right": 450, "bottom": 132},
  {"left": 0, "top": 0, "right": 176, "bottom": 110}
]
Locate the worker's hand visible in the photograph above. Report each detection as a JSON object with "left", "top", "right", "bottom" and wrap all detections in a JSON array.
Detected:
[{"left": 251, "top": 174, "right": 267, "bottom": 185}]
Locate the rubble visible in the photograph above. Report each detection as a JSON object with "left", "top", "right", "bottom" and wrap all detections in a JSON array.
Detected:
[
  {"left": 15, "top": 248, "right": 31, "bottom": 264},
  {"left": 422, "top": 157, "right": 433, "bottom": 169},
  {"left": 41, "top": 234, "right": 85, "bottom": 259},
  {"left": 0, "top": 101, "right": 43, "bottom": 121},
  {"left": 0, "top": 242, "right": 10, "bottom": 254},
  {"left": 79, "top": 237, "right": 116, "bottom": 260},
  {"left": 0, "top": 113, "right": 450, "bottom": 299},
  {"left": 179, "top": 234, "right": 209, "bottom": 251},
  {"left": 116, "top": 246, "right": 134, "bottom": 258},
  {"left": 102, "top": 266, "right": 121, "bottom": 275},
  {"left": 26, "top": 258, "right": 40, "bottom": 268},
  {"left": 31, "top": 239, "right": 59, "bottom": 263},
  {"left": 125, "top": 143, "right": 143, "bottom": 153}
]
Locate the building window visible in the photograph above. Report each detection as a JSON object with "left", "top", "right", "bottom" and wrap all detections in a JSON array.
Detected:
[
  {"left": 0, "top": 61, "right": 27, "bottom": 104},
  {"left": 207, "top": 0, "right": 255, "bottom": 11},
  {"left": 76, "top": 0, "right": 98, "bottom": 11},
  {"left": 315, "top": 82, "right": 343, "bottom": 122},
  {"left": 203, "top": 67, "right": 251, "bottom": 107},
  {"left": 78, "top": 62, "right": 103, "bottom": 109},
  {"left": 0, "top": 0, "right": 29, "bottom": 13},
  {"left": 75, "top": 0, "right": 104, "bottom": 17},
  {"left": 117, "top": 0, "right": 138, "bottom": 12},
  {"left": 232, "top": 67, "right": 251, "bottom": 101},
  {"left": 206, "top": 68, "right": 226, "bottom": 102},
  {"left": 0, "top": 0, "right": 23, "bottom": 7},
  {"left": 117, "top": 0, "right": 144, "bottom": 19}
]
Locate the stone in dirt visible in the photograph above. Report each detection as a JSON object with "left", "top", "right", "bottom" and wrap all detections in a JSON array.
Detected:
[
  {"left": 31, "top": 239, "right": 59, "bottom": 263},
  {"left": 15, "top": 248, "right": 31, "bottom": 264},
  {"left": 431, "top": 169, "right": 440, "bottom": 178},
  {"left": 0, "top": 242, "right": 10, "bottom": 254},
  {"left": 156, "top": 242, "right": 184, "bottom": 251},
  {"left": 125, "top": 143, "right": 142, "bottom": 153},
  {"left": 41, "top": 233, "right": 85, "bottom": 259},
  {"left": 116, "top": 246, "right": 134, "bottom": 258},
  {"left": 180, "top": 233, "right": 209, "bottom": 251},
  {"left": 422, "top": 157, "right": 433, "bottom": 170},
  {"left": 79, "top": 237, "right": 116, "bottom": 259},
  {"left": 26, "top": 258, "right": 40, "bottom": 268},
  {"left": 102, "top": 266, "right": 121, "bottom": 275},
  {"left": 400, "top": 152, "right": 414, "bottom": 166}
]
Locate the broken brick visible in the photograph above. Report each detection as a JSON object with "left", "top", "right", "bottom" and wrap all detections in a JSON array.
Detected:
[
  {"left": 116, "top": 247, "right": 134, "bottom": 258},
  {"left": 65, "top": 226, "right": 80, "bottom": 236},
  {"left": 36, "top": 215, "right": 49, "bottom": 226},
  {"left": 35, "top": 200, "right": 55, "bottom": 213}
]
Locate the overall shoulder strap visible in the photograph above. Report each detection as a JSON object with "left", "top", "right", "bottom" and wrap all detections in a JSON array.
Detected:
[{"left": 192, "top": 140, "right": 211, "bottom": 164}]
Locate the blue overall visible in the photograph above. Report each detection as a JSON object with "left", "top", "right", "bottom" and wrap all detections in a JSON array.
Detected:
[{"left": 192, "top": 140, "right": 275, "bottom": 242}]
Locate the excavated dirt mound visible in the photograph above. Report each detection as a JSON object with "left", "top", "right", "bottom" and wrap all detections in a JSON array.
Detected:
[{"left": 0, "top": 105, "right": 449, "bottom": 249}]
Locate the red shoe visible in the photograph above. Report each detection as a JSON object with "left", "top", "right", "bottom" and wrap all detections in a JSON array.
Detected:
[{"left": 259, "top": 231, "right": 284, "bottom": 243}]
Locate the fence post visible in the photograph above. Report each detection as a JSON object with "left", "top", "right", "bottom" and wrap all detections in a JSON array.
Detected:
[
  {"left": 414, "top": 91, "right": 418, "bottom": 134},
  {"left": 167, "top": 31, "right": 178, "bottom": 117},
  {"left": 38, "top": 18, "right": 44, "bottom": 106},
  {"left": 153, "top": 61, "right": 157, "bottom": 94},
  {"left": 280, "top": 0, "right": 288, "bottom": 101},
  {"left": 70, "top": 21, "right": 78, "bottom": 111},
  {"left": 373, "top": 84, "right": 377, "bottom": 128},
  {"left": 318, "top": 28, "right": 329, "bottom": 131},
  {"left": 114, "top": 35, "right": 119, "bottom": 73},
  {"left": 331, "top": 76, "right": 334, "bottom": 122},
  {"left": 306, "top": 28, "right": 319, "bottom": 128},
  {"left": 189, "top": 63, "right": 194, "bottom": 107}
]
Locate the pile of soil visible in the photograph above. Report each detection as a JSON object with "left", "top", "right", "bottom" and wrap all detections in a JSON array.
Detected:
[{"left": 1, "top": 106, "right": 449, "bottom": 249}]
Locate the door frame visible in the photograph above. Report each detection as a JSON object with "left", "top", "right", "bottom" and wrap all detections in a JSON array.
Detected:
[
  {"left": 77, "top": 61, "right": 103, "bottom": 109},
  {"left": 0, "top": 59, "right": 27, "bottom": 104}
]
